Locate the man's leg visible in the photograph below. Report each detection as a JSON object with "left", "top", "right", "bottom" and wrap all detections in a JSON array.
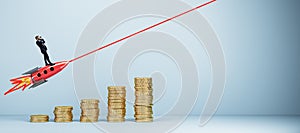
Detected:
[
  {"left": 43, "top": 53, "right": 49, "bottom": 66},
  {"left": 44, "top": 52, "right": 54, "bottom": 65}
]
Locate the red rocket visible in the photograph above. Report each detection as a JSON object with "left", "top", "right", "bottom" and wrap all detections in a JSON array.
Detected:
[
  {"left": 4, "top": 61, "right": 69, "bottom": 95},
  {"left": 3, "top": 0, "right": 215, "bottom": 95}
]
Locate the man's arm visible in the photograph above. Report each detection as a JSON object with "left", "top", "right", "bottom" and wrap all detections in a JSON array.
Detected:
[{"left": 40, "top": 39, "right": 45, "bottom": 44}]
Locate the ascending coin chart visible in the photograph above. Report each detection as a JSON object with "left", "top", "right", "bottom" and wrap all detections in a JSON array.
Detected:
[{"left": 73, "top": 0, "right": 225, "bottom": 132}]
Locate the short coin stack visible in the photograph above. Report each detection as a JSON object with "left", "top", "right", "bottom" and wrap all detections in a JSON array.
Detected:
[
  {"left": 53, "top": 106, "right": 73, "bottom": 122},
  {"left": 134, "top": 77, "right": 153, "bottom": 122},
  {"left": 30, "top": 115, "right": 49, "bottom": 123},
  {"left": 107, "top": 86, "right": 126, "bottom": 122},
  {"left": 80, "top": 99, "right": 100, "bottom": 122}
]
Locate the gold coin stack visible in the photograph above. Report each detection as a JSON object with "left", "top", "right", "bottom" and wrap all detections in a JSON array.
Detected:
[
  {"left": 53, "top": 106, "right": 73, "bottom": 122},
  {"left": 107, "top": 86, "right": 126, "bottom": 122},
  {"left": 30, "top": 115, "right": 49, "bottom": 123},
  {"left": 134, "top": 77, "right": 153, "bottom": 122},
  {"left": 80, "top": 99, "right": 100, "bottom": 122}
]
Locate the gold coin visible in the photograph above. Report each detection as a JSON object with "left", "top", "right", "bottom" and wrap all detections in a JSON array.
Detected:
[
  {"left": 134, "top": 85, "right": 152, "bottom": 88},
  {"left": 108, "top": 97, "right": 126, "bottom": 100},
  {"left": 55, "top": 106, "right": 73, "bottom": 109},
  {"left": 134, "top": 105, "right": 153, "bottom": 107},
  {"left": 134, "top": 108, "right": 153, "bottom": 111},
  {"left": 108, "top": 96, "right": 126, "bottom": 99},
  {"left": 134, "top": 114, "right": 153, "bottom": 118},
  {"left": 81, "top": 108, "right": 100, "bottom": 111},
  {"left": 54, "top": 120, "right": 73, "bottom": 123},
  {"left": 108, "top": 94, "right": 126, "bottom": 97},
  {"left": 107, "top": 86, "right": 126, "bottom": 89},
  {"left": 30, "top": 119, "right": 49, "bottom": 123},
  {"left": 107, "top": 114, "right": 126, "bottom": 118},
  {"left": 108, "top": 110, "right": 126, "bottom": 114},
  {"left": 80, "top": 116, "right": 99, "bottom": 122},
  {"left": 81, "top": 112, "right": 100, "bottom": 116},
  {"left": 134, "top": 111, "right": 153, "bottom": 115},
  {"left": 108, "top": 99, "right": 126, "bottom": 103},
  {"left": 134, "top": 86, "right": 152, "bottom": 89},
  {"left": 81, "top": 108, "right": 99, "bottom": 114},
  {"left": 134, "top": 77, "right": 152, "bottom": 82},
  {"left": 53, "top": 112, "right": 72, "bottom": 115},
  {"left": 30, "top": 117, "right": 49, "bottom": 119},
  {"left": 81, "top": 99, "right": 100, "bottom": 103},
  {"left": 135, "top": 93, "right": 152, "bottom": 97},
  {"left": 30, "top": 114, "right": 49, "bottom": 118},
  {"left": 54, "top": 118, "right": 73, "bottom": 122},
  {"left": 134, "top": 83, "right": 152, "bottom": 86},
  {"left": 108, "top": 105, "right": 126, "bottom": 109},
  {"left": 135, "top": 88, "right": 152, "bottom": 91},
  {"left": 54, "top": 108, "right": 73, "bottom": 112},
  {"left": 135, "top": 100, "right": 153, "bottom": 104},
  {"left": 107, "top": 120, "right": 125, "bottom": 122},
  {"left": 80, "top": 119, "right": 98, "bottom": 122},
  {"left": 53, "top": 110, "right": 72, "bottom": 113},
  {"left": 108, "top": 114, "right": 126, "bottom": 118},
  {"left": 135, "top": 118, "right": 153, "bottom": 122},
  {"left": 136, "top": 95, "right": 153, "bottom": 99},
  {"left": 55, "top": 114, "right": 73, "bottom": 118},
  {"left": 108, "top": 97, "right": 126, "bottom": 101},
  {"left": 108, "top": 90, "right": 126, "bottom": 94},
  {"left": 30, "top": 119, "right": 49, "bottom": 122},
  {"left": 108, "top": 102, "right": 125, "bottom": 106},
  {"left": 30, "top": 117, "right": 49, "bottom": 121},
  {"left": 80, "top": 115, "right": 99, "bottom": 119},
  {"left": 108, "top": 109, "right": 126, "bottom": 113},
  {"left": 54, "top": 117, "right": 73, "bottom": 120},
  {"left": 81, "top": 114, "right": 99, "bottom": 118},
  {"left": 81, "top": 102, "right": 98, "bottom": 106},
  {"left": 135, "top": 89, "right": 153, "bottom": 92},
  {"left": 108, "top": 86, "right": 126, "bottom": 91},
  {"left": 135, "top": 97, "right": 153, "bottom": 100},
  {"left": 30, "top": 115, "right": 49, "bottom": 123},
  {"left": 134, "top": 108, "right": 153, "bottom": 112},
  {"left": 80, "top": 108, "right": 99, "bottom": 111},
  {"left": 107, "top": 116, "right": 125, "bottom": 122},
  {"left": 80, "top": 105, "right": 99, "bottom": 109},
  {"left": 135, "top": 102, "right": 153, "bottom": 106},
  {"left": 135, "top": 98, "right": 153, "bottom": 102}
]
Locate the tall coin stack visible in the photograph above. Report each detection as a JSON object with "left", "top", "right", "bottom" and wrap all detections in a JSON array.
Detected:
[
  {"left": 107, "top": 86, "right": 126, "bottom": 122},
  {"left": 80, "top": 99, "right": 100, "bottom": 122},
  {"left": 30, "top": 115, "right": 49, "bottom": 123},
  {"left": 54, "top": 106, "right": 73, "bottom": 122},
  {"left": 134, "top": 77, "right": 153, "bottom": 122}
]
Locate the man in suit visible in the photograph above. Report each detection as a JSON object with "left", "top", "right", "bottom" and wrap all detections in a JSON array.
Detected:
[{"left": 35, "top": 35, "right": 55, "bottom": 66}]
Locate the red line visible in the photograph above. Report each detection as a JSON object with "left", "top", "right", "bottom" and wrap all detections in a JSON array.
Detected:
[{"left": 69, "top": 0, "right": 216, "bottom": 63}]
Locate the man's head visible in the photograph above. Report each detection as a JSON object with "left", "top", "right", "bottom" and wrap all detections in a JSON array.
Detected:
[{"left": 35, "top": 35, "right": 42, "bottom": 40}]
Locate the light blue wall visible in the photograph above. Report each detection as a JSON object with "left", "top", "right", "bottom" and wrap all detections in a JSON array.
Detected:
[{"left": 0, "top": 0, "right": 299, "bottom": 116}]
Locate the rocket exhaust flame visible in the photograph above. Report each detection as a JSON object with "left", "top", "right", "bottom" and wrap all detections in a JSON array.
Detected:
[{"left": 4, "top": 76, "right": 32, "bottom": 95}]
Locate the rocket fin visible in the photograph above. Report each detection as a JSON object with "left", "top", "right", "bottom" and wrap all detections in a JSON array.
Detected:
[
  {"left": 29, "top": 79, "right": 47, "bottom": 89},
  {"left": 22, "top": 67, "right": 40, "bottom": 75}
]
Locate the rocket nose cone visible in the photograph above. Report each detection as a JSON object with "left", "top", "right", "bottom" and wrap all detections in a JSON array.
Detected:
[{"left": 53, "top": 61, "right": 69, "bottom": 69}]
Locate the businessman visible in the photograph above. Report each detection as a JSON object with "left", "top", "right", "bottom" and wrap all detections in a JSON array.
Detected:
[{"left": 35, "top": 35, "right": 55, "bottom": 66}]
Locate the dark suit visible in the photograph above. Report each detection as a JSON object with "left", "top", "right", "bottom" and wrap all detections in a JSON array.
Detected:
[{"left": 36, "top": 39, "right": 53, "bottom": 65}]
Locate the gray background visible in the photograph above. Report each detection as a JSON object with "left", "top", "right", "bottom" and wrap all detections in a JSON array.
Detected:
[{"left": 0, "top": 0, "right": 299, "bottom": 116}]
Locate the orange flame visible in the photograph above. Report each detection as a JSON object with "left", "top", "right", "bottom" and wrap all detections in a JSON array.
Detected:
[{"left": 4, "top": 76, "right": 32, "bottom": 95}]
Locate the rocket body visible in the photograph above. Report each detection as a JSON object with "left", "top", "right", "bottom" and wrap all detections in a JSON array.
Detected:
[
  {"left": 4, "top": 61, "right": 69, "bottom": 95},
  {"left": 31, "top": 61, "right": 69, "bottom": 83}
]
